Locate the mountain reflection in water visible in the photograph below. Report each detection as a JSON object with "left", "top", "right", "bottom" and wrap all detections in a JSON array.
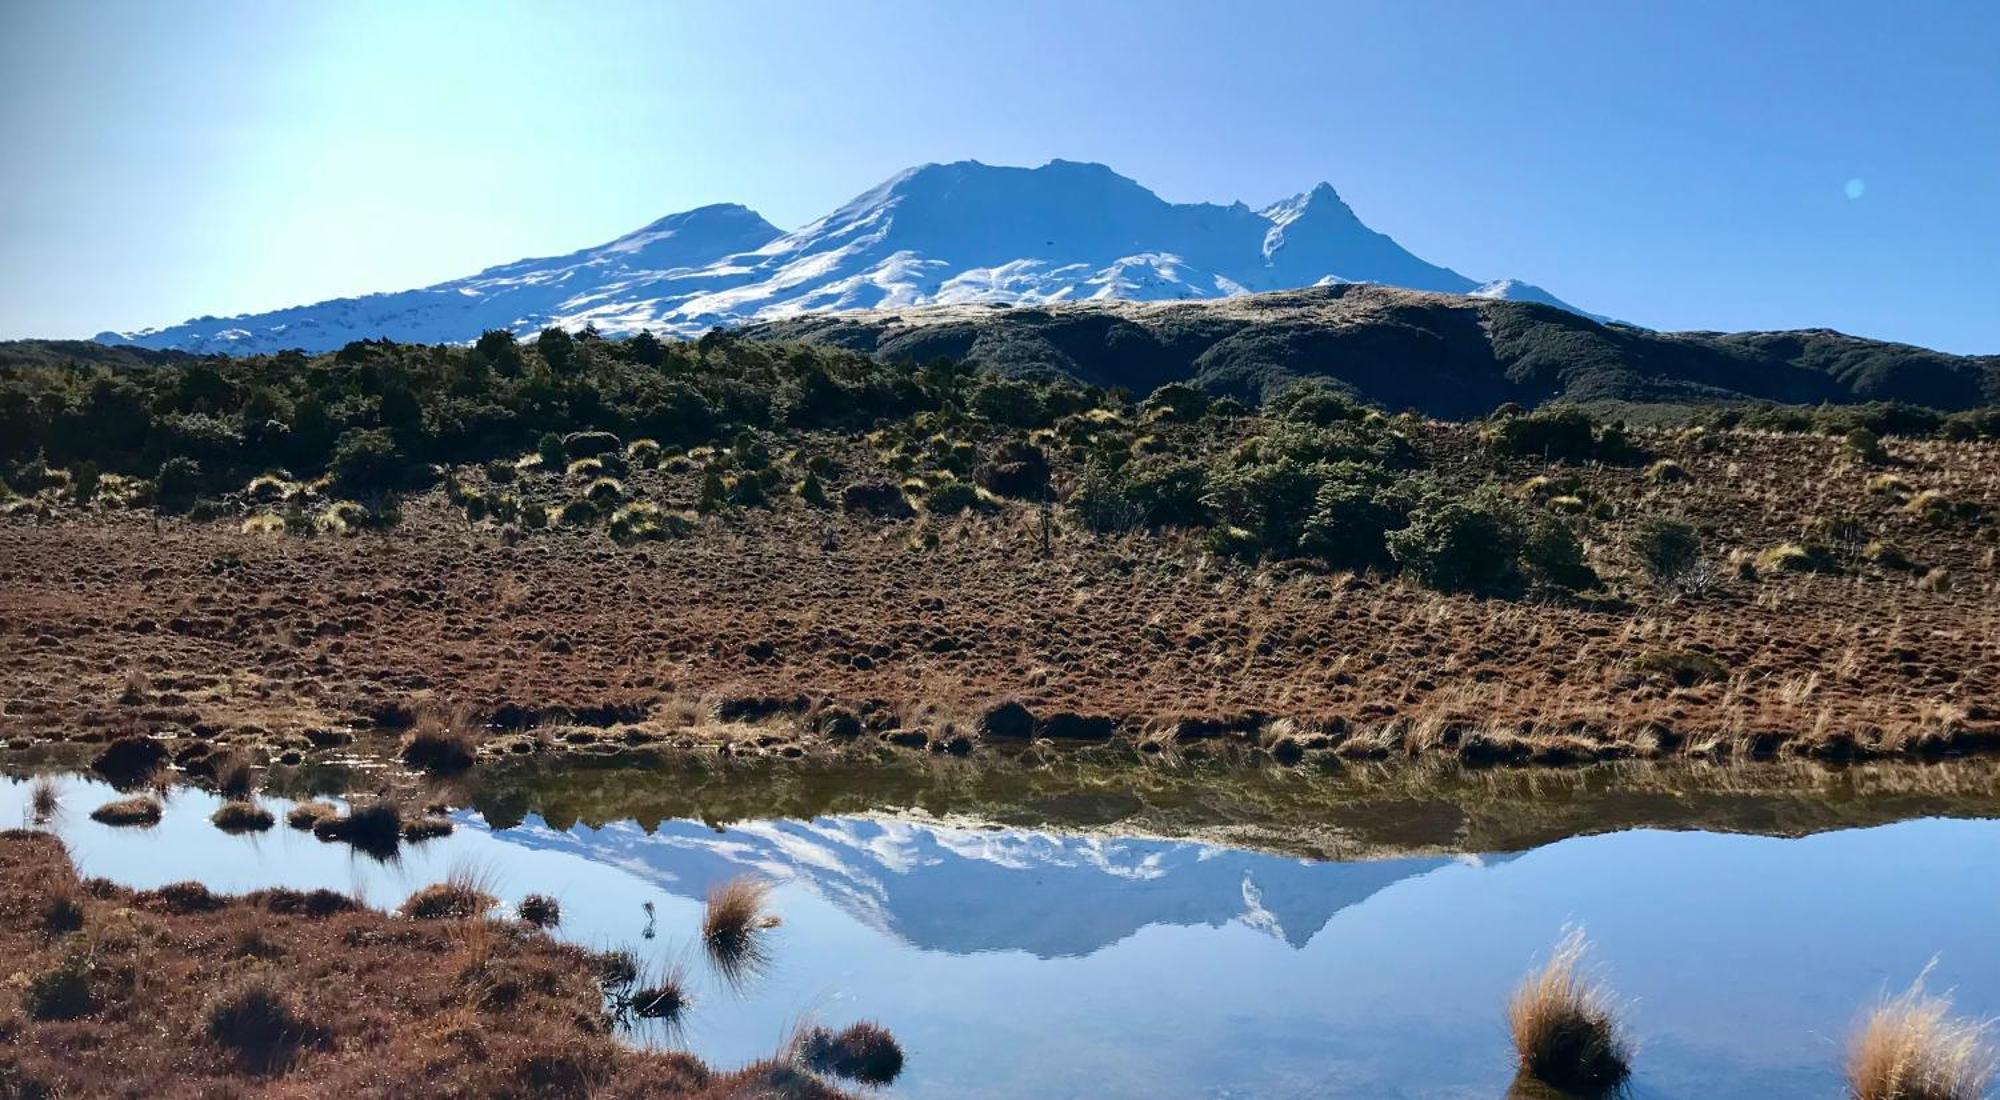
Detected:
[{"left": 493, "top": 814, "right": 1497, "bottom": 957}]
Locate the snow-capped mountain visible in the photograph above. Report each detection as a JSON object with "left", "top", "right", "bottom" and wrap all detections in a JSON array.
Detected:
[{"left": 98, "top": 159, "right": 1589, "bottom": 355}]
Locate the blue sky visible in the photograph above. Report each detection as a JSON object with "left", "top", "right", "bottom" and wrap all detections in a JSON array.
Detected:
[{"left": 2, "top": 0, "right": 1996, "bottom": 351}]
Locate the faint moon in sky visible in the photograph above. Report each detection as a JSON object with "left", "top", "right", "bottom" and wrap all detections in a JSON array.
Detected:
[{"left": 1844, "top": 178, "right": 1866, "bottom": 200}]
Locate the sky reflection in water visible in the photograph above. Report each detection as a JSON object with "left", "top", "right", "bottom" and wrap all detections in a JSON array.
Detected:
[{"left": 8, "top": 775, "right": 1998, "bottom": 1099}]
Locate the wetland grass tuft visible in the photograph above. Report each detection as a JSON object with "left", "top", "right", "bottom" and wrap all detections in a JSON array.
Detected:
[
  {"left": 515, "top": 894, "right": 561, "bottom": 929},
  {"left": 29, "top": 775, "right": 60, "bottom": 823},
  {"left": 1848, "top": 968, "right": 1996, "bottom": 1100},
  {"left": 1507, "top": 928, "right": 1630, "bottom": 1096},
  {"left": 89, "top": 795, "right": 162, "bottom": 827},
  {"left": 211, "top": 800, "right": 275, "bottom": 833},
  {"left": 794, "top": 1020, "right": 906, "bottom": 1086},
  {"left": 626, "top": 958, "right": 692, "bottom": 1029},
  {"left": 399, "top": 706, "right": 480, "bottom": 773},
  {"left": 701, "top": 875, "right": 775, "bottom": 988},
  {"left": 312, "top": 800, "right": 403, "bottom": 857},
  {"left": 399, "top": 862, "right": 498, "bottom": 921},
  {"left": 205, "top": 974, "right": 326, "bottom": 1072},
  {"left": 285, "top": 801, "right": 339, "bottom": 830}
]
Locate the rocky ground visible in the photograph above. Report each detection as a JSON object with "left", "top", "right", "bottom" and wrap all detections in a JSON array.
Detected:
[{"left": 1, "top": 424, "right": 1996, "bottom": 779}]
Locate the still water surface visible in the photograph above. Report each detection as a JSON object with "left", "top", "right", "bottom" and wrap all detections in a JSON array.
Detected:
[{"left": 8, "top": 772, "right": 1999, "bottom": 1099}]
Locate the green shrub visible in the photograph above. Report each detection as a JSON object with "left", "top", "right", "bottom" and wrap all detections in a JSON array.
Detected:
[
  {"left": 1298, "top": 474, "right": 1405, "bottom": 569},
  {"left": 1628, "top": 517, "right": 1701, "bottom": 580},
  {"left": 1121, "top": 458, "right": 1210, "bottom": 528},
  {"left": 974, "top": 440, "right": 1051, "bottom": 499},
  {"left": 155, "top": 456, "right": 202, "bottom": 511},
  {"left": 328, "top": 428, "right": 404, "bottom": 493},
  {"left": 1069, "top": 466, "right": 1145, "bottom": 533},
  {"left": 924, "top": 480, "right": 981, "bottom": 514},
  {"left": 1386, "top": 492, "right": 1525, "bottom": 593},
  {"left": 70, "top": 461, "right": 101, "bottom": 504},
  {"left": 1843, "top": 427, "right": 1887, "bottom": 464},
  {"left": 1487, "top": 409, "right": 1597, "bottom": 462},
  {"left": 536, "top": 432, "right": 566, "bottom": 469},
  {"left": 1267, "top": 378, "right": 1367, "bottom": 426},
  {"left": 1520, "top": 515, "right": 1596, "bottom": 589},
  {"left": 558, "top": 498, "right": 597, "bottom": 526},
  {"left": 1141, "top": 382, "right": 1210, "bottom": 423}
]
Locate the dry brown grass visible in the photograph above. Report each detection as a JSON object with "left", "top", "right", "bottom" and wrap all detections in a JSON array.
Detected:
[
  {"left": 1507, "top": 928, "right": 1631, "bottom": 1095},
  {"left": 0, "top": 830, "right": 792, "bottom": 1098},
  {"left": 1848, "top": 968, "right": 1996, "bottom": 1100}
]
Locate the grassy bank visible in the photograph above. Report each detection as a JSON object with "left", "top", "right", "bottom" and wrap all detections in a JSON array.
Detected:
[{"left": 0, "top": 830, "right": 859, "bottom": 1099}]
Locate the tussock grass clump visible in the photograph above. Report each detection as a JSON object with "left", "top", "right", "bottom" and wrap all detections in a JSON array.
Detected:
[
  {"left": 702, "top": 875, "right": 775, "bottom": 987},
  {"left": 205, "top": 974, "right": 326, "bottom": 1072},
  {"left": 1507, "top": 928, "right": 1631, "bottom": 1095},
  {"left": 795, "top": 1020, "right": 906, "bottom": 1086},
  {"left": 1865, "top": 540, "right": 1914, "bottom": 571},
  {"left": 241, "top": 512, "right": 287, "bottom": 536},
  {"left": 400, "top": 815, "right": 454, "bottom": 842},
  {"left": 400, "top": 863, "right": 497, "bottom": 921},
  {"left": 212, "top": 752, "right": 256, "bottom": 799},
  {"left": 212, "top": 800, "right": 276, "bottom": 833},
  {"left": 91, "top": 735, "right": 166, "bottom": 786},
  {"left": 285, "top": 801, "right": 339, "bottom": 830},
  {"left": 312, "top": 800, "right": 403, "bottom": 857},
  {"left": 1645, "top": 458, "right": 1691, "bottom": 484},
  {"left": 516, "top": 894, "right": 562, "bottom": 929},
  {"left": 89, "top": 795, "right": 162, "bottom": 827},
  {"left": 42, "top": 891, "right": 85, "bottom": 935},
  {"left": 627, "top": 959, "right": 692, "bottom": 1026},
  {"left": 596, "top": 948, "right": 640, "bottom": 989},
  {"left": 25, "top": 947, "right": 94, "bottom": 1020},
  {"left": 1758, "top": 541, "right": 1835, "bottom": 575},
  {"left": 29, "top": 775, "right": 59, "bottom": 823},
  {"left": 1847, "top": 970, "right": 1995, "bottom": 1100},
  {"left": 584, "top": 476, "right": 625, "bottom": 504},
  {"left": 400, "top": 706, "right": 479, "bottom": 772},
  {"left": 1635, "top": 648, "right": 1727, "bottom": 687},
  {"left": 1906, "top": 489, "right": 1956, "bottom": 524},
  {"left": 608, "top": 501, "right": 694, "bottom": 544},
  {"left": 1868, "top": 472, "right": 1913, "bottom": 497}
]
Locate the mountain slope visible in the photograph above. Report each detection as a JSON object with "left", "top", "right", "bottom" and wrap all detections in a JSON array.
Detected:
[
  {"left": 739, "top": 285, "right": 2000, "bottom": 417},
  {"left": 97, "top": 160, "right": 1587, "bottom": 354}
]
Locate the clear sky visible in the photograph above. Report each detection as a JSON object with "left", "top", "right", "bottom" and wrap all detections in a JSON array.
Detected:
[{"left": 2, "top": 0, "right": 1996, "bottom": 351}]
